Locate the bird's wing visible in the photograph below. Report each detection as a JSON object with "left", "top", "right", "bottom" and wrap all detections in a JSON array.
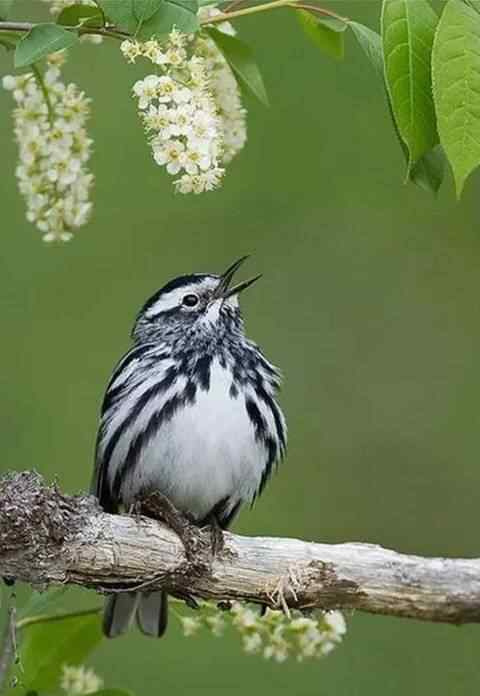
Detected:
[{"left": 91, "top": 342, "right": 157, "bottom": 511}]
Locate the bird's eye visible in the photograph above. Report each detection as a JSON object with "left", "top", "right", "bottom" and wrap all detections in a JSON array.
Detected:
[{"left": 182, "top": 294, "right": 199, "bottom": 307}]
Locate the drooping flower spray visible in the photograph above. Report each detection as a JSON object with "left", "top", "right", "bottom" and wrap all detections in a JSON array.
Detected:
[
  {"left": 2, "top": 51, "right": 94, "bottom": 242},
  {"left": 121, "top": 11, "right": 247, "bottom": 194}
]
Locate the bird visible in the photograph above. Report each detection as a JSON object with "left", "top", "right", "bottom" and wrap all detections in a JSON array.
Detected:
[{"left": 91, "top": 257, "right": 287, "bottom": 638}]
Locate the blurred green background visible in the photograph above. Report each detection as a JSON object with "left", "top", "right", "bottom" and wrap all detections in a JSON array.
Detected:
[{"left": 1, "top": 1, "right": 479, "bottom": 693}]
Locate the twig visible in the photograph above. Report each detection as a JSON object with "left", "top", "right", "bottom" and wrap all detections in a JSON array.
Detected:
[{"left": 0, "top": 1, "right": 350, "bottom": 40}]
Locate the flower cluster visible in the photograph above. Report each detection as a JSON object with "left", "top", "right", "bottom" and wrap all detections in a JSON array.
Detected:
[
  {"left": 40, "top": 0, "right": 103, "bottom": 43},
  {"left": 120, "top": 17, "right": 247, "bottom": 194},
  {"left": 2, "top": 52, "right": 94, "bottom": 242},
  {"left": 197, "top": 8, "right": 247, "bottom": 164},
  {"left": 60, "top": 664, "right": 103, "bottom": 695},
  {"left": 179, "top": 602, "right": 347, "bottom": 662}
]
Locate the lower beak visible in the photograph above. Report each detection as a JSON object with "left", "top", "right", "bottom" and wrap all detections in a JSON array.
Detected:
[{"left": 213, "top": 256, "right": 262, "bottom": 300}]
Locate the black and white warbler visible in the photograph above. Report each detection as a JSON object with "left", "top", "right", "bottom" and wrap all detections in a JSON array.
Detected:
[{"left": 91, "top": 257, "right": 287, "bottom": 638}]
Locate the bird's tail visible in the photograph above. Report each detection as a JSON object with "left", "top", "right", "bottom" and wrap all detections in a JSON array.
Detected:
[{"left": 103, "top": 591, "right": 168, "bottom": 638}]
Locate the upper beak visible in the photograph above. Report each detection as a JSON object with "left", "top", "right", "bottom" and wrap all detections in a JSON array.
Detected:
[{"left": 212, "top": 256, "right": 262, "bottom": 301}]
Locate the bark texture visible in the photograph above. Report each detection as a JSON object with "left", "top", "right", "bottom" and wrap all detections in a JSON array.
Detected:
[{"left": 1, "top": 471, "right": 480, "bottom": 624}]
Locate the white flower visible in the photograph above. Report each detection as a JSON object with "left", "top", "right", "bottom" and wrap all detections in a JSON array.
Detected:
[
  {"left": 180, "top": 146, "right": 211, "bottom": 174},
  {"left": 323, "top": 610, "right": 347, "bottom": 639},
  {"left": 168, "top": 27, "right": 187, "bottom": 48},
  {"left": 243, "top": 632, "right": 263, "bottom": 654},
  {"left": 143, "top": 104, "right": 174, "bottom": 136},
  {"left": 60, "top": 664, "right": 103, "bottom": 695},
  {"left": 2, "top": 75, "right": 17, "bottom": 90},
  {"left": 231, "top": 603, "right": 260, "bottom": 630},
  {"left": 168, "top": 104, "right": 195, "bottom": 137},
  {"left": 205, "top": 612, "right": 226, "bottom": 636},
  {"left": 153, "top": 140, "right": 185, "bottom": 174},
  {"left": 133, "top": 75, "right": 161, "bottom": 109},
  {"left": 2, "top": 52, "right": 94, "bottom": 242},
  {"left": 172, "top": 85, "right": 193, "bottom": 104},
  {"left": 121, "top": 39, "right": 143, "bottom": 63},
  {"left": 173, "top": 173, "right": 195, "bottom": 194},
  {"left": 180, "top": 616, "right": 201, "bottom": 637}
]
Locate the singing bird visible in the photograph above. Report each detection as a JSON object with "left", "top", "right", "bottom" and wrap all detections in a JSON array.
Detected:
[{"left": 91, "top": 257, "right": 287, "bottom": 637}]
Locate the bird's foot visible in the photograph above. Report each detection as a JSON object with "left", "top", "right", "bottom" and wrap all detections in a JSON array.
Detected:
[
  {"left": 133, "top": 491, "right": 199, "bottom": 564},
  {"left": 201, "top": 514, "right": 225, "bottom": 558}
]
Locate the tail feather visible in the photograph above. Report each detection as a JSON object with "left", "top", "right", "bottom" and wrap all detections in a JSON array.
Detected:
[
  {"left": 103, "top": 591, "right": 168, "bottom": 638},
  {"left": 137, "top": 591, "right": 168, "bottom": 637},
  {"left": 103, "top": 592, "right": 139, "bottom": 638}
]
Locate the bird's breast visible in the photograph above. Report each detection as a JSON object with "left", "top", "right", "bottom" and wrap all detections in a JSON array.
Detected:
[{"left": 117, "top": 357, "right": 269, "bottom": 520}]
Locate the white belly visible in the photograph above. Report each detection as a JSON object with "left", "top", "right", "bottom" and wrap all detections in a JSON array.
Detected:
[{"left": 122, "top": 359, "right": 265, "bottom": 521}]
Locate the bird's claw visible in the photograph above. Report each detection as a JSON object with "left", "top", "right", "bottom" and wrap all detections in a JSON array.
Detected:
[{"left": 134, "top": 491, "right": 198, "bottom": 563}]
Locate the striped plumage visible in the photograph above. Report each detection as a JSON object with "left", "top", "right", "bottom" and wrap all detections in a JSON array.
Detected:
[{"left": 91, "top": 259, "right": 286, "bottom": 638}]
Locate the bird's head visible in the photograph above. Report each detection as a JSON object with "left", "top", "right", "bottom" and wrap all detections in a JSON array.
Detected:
[{"left": 132, "top": 257, "right": 261, "bottom": 344}]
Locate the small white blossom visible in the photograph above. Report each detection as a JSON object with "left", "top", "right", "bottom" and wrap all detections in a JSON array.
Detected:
[
  {"left": 205, "top": 612, "right": 226, "bottom": 636},
  {"left": 60, "top": 664, "right": 103, "bottom": 695},
  {"left": 121, "top": 39, "right": 143, "bottom": 63},
  {"left": 153, "top": 140, "right": 185, "bottom": 174},
  {"left": 323, "top": 610, "right": 347, "bottom": 638},
  {"left": 133, "top": 75, "right": 161, "bottom": 109},
  {"left": 180, "top": 616, "right": 202, "bottom": 637},
  {"left": 165, "top": 46, "right": 188, "bottom": 67},
  {"left": 231, "top": 603, "right": 260, "bottom": 630},
  {"left": 243, "top": 632, "right": 263, "bottom": 654},
  {"left": 2, "top": 52, "right": 94, "bottom": 242}
]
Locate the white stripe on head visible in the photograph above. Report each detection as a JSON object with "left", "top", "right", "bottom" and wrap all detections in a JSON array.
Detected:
[{"left": 145, "top": 277, "right": 218, "bottom": 318}]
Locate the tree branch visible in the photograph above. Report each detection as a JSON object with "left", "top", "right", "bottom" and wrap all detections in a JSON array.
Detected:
[{"left": 1, "top": 471, "right": 480, "bottom": 625}]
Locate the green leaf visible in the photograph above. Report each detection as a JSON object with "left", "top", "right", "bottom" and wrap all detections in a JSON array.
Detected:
[
  {"left": 349, "top": 21, "right": 383, "bottom": 77},
  {"left": 206, "top": 27, "right": 269, "bottom": 106},
  {"left": 382, "top": 0, "right": 439, "bottom": 171},
  {"left": 14, "top": 23, "right": 79, "bottom": 68},
  {"left": 386, "top": 79, "right": 445, "bottom": 194},
  {"left": 136, "top": 0, "right": 199, "bottom": 38},
  {"left": 432, "top": 0, "right": 480, "bottom": 196},
  {"left": 17, "top": 588, "right": 68, "bottom": 621},
  {"left": 133, "top": 0, "right": 163, "bottom": 23},
  {"left": 350, "top": 20, "right": 445, "bottom": 193},
  {"left": 409, "top": 144, "right": 446, "bottom": 194},
  {"left": 0, "top": 0, "right": 14, "bottom": 20},
  {"left": 19, "top": 613, "right": 103, "bottom": 692},
  {"left": 296, "top": 10, "right": 346, "bottom": 60},
  {"left": 57, "top": 3, "right": 104, "bottom": 28},
  {"left": 97, "top": 0, "right": 137, "bottom": 32},
  {"left": 465, "top": 0, "right": 480, "bottom": 13}
]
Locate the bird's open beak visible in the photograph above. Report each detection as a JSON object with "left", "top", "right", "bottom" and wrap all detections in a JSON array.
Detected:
[{"left": 213, "top": 256, "right": 262, "bottom": 301}]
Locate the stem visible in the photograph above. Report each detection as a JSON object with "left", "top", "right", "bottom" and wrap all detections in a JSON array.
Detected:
[
  {"left": 31, "top": 63, "right": 55, "bottom": 125},
  {"left": 288, "top": 2, "right": 349, "bottom": 22},
  {"left": 202, "top": 0, "right": 349, "bottom": 24},
  {"left": 0, "top": 0, "right": 349, "bottom": 38},
  {"left": 0, "top": 606, "right": 16, "bottom": 693},
  {"left": 202, "top": 0, "right": 292, "bottom": 22},
  {"left": 16, "top": 606, "right": 101, "bottom": 631},
  {"left": 0, "top": 21, "right": 129, "bottom": 41}
]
